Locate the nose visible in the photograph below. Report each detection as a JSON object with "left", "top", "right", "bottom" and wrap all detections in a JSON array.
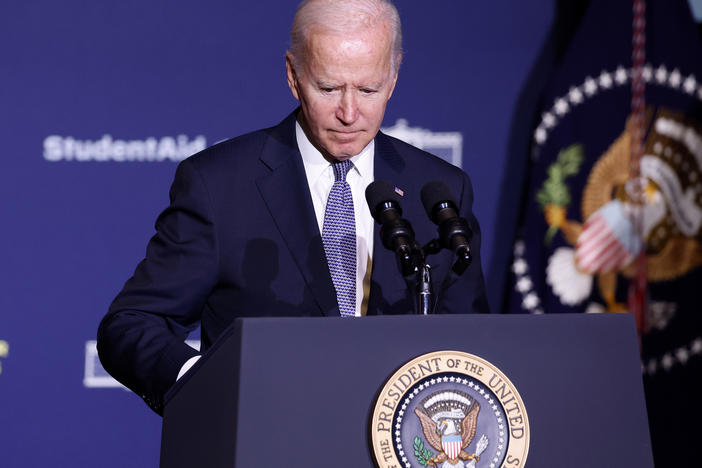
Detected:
[{"left": 336, "top": 90, "right": 359, "bottom": 125}]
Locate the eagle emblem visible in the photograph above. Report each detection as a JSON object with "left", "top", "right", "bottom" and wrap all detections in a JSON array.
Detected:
[
  {"left": 536, "top": 109, "right": 702, "bottom": 317},
  {"left": 414, "top": 391, "right": 489, "bottom": 467}
]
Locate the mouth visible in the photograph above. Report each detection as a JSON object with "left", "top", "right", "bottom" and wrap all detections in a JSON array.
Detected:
[{"left": 330, "top": 130, "right": 362, "bottom": 142}]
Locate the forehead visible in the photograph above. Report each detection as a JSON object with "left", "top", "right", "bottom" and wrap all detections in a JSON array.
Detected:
[{"left": 302, "top": 26, "right": 394, "bottom": 82}]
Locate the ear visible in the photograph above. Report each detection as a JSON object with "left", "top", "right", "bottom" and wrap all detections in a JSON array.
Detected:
[
  {"left": 285, "top": 52, "right": 301, "bottom": 101},
  {"left": 386, "top": 54, "right": 401, "bottom": 100}
]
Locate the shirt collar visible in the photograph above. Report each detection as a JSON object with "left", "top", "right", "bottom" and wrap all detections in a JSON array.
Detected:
[{"left": 295, "top": 120, "right": 374, "bottom": 183}]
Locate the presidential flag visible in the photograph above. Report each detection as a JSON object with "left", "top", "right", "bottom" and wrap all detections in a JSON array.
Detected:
[{"left": 505, "top": 0, "right": 702, "bottom": 464}]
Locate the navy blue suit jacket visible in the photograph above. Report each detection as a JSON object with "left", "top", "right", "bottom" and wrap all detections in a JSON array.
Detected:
[{"left": 97, "top": 111, "right": 488, "bottom": 414}]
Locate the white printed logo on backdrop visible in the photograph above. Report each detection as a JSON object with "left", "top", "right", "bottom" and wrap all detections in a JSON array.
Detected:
[
  {"left": 44, "top": 135, "right": 206, "bottom": 162},
  {"left": 382, "top": 119, "right": 463, "bottom": 169}
]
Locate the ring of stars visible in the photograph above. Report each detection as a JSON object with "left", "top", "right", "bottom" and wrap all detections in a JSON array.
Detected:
[
  {"left": 393, "top": 374, "right": 508, "bottom": 468},
  {"left": 532, "top": 64, "right": 701, "bottom": 156}
]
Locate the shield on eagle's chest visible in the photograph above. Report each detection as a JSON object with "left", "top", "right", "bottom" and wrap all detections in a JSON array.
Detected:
[
  {"left": 441, "top": 434, "right": 462, "bottom": 460},
  {"left": 575, "top": 200, "right": 641, "bottom": 274}
]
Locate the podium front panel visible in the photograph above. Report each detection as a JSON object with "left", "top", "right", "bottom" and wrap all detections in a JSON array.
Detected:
[{"left": 162, "top": 314, "right": 653, "bottom": 467}]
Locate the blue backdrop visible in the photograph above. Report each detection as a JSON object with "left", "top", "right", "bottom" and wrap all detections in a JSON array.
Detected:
[{"left": 0, "top": 1, "right": 552, "bottom": 466}]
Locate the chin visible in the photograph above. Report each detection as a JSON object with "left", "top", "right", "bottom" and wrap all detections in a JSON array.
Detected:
[{"left": 333, "top": 140, "right": 369, "bottom": 158}]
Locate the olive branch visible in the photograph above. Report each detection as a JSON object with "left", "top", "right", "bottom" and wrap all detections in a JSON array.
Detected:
[
  {"left": 414, "top": 436, "right": 435, "bottom": 466},
  {"left": 536, "top": 144, "right": 584, "bottom": 243}
]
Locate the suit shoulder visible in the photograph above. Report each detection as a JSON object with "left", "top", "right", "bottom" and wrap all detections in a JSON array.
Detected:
[
  {"left": 380, "top": 132, "right": 469, "bottom": 179},
  {"left": 182, "top": 127, "right": 269, "bottom": 173}
]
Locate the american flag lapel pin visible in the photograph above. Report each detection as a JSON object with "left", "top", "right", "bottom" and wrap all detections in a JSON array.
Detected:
[{"left": 394, "top": 186, "right": 404, "bottom": 197}]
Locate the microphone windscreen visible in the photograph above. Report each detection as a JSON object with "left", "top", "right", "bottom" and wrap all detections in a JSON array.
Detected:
[
  {"left": 420, "top": 181, "right": 457, "bottom": 217},
  {"left": 365, "top": 180, "right": 400, "bottom": 216}
]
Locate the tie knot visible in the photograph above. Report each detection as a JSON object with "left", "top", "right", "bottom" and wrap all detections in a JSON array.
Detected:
[{"left": 332, "top": 160, "right": 353, "bottom": 182}]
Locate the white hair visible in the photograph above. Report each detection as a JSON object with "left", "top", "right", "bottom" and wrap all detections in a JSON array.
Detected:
[{"left": 289, "top": 0, "right": 403, "bottom": 74}]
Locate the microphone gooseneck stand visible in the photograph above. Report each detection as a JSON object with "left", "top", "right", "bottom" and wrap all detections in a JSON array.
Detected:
[
  {"left": 366, "top": 180, "right": 473, "bottom": 315},
  {"left": 411, "top": 237, "right": 472, "bottom": 315}
]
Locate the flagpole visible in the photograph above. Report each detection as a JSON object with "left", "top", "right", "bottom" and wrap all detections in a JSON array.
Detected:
[{"left": 629, "top": 0, "right": 648, "bottom": 340}]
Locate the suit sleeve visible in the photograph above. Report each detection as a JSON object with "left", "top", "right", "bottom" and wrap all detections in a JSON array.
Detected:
[
  {"left": 97, "top": 158, "right": 218, "bottom": 414},
  {"left": 436, "top": 170, "right": 490, "bottom": 314}
]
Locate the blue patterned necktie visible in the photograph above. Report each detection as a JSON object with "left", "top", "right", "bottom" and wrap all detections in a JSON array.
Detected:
[{"left": 322, "top": 160, "right": 356, "bottom": 317}]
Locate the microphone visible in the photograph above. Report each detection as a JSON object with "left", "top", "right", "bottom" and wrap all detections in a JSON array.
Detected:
[
  {"left": 420, "top": 181, "right": 472, "bottom": 267},
  {"left": 365, "top": 180, "right": 416, "bottom": 275}
]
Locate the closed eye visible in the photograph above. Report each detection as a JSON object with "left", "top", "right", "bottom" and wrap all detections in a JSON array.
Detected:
[{"left": 317, "top": 83, "right": 338, "bottom": 93}]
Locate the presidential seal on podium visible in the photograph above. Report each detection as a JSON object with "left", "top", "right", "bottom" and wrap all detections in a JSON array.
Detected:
[{"left": 371, "top": 351, "right": 529, "bottom": 468}]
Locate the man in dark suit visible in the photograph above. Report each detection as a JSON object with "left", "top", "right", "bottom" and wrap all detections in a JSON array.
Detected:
[{"left": 98, "top": 0, "right": 488, "bottom": 415}]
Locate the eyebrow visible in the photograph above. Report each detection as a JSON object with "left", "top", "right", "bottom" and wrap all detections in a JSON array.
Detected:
[{"left": 315, "top": 81, "right": 384, "bottom": 90}]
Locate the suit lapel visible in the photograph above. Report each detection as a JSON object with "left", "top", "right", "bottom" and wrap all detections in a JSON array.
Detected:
[
  {"left": 255, "top": 113, "right": 339, "bottom": 317},
  {"left": 367, "top": 132, "right": 412, "bottom": 315},
  {"left": 368, "top": 132, "right": 456, "bottom": 316}
]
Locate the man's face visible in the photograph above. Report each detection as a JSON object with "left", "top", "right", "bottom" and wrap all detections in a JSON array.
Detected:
[{"left": 286, "top": 25, "right": 398, "bottom": 161}]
